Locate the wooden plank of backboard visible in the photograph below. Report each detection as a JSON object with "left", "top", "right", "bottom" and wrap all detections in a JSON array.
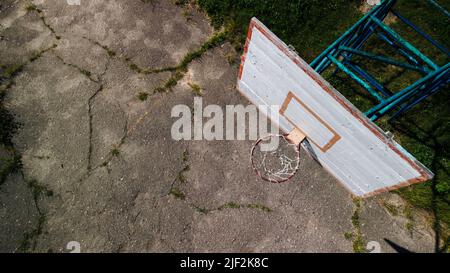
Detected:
[{"left": 237, "top": 18, "right": 433, "bottom": 197}]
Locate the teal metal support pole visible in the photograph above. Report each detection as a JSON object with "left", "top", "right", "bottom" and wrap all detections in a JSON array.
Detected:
[
  {"left": 366, "top": 63, "right": 450, "bottom": 119},
  {"left": 328, "top": 55, "right": 385, "bottom": 102},
  {"left": 428, "top": 0, "right": 450, "bottom": 18},
  {"left": 310, "top": 2, "right": 385, "bottom": 68},
  {"left": 339, "top": 46, "right": 428, "bottom": 73},
  {"left": 370, "top": 16, "right": 439, "bottom": 70}
]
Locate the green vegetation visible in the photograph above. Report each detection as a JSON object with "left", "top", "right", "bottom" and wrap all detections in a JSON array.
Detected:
[
  {"left": 18, "top": 179, "right": 53, "bottom": 252},
  {"left": 198, "top": 0, "right": 450, "bottom": 239},
  {"left": 111, "top": 148, "right": 120, "bottom": 157},
  {"left": 152, "top": 30, "right": 229, "bottom": 92},
  {"left": 182, "top": 150, "right": 189, "bottom": 162},
  {"left": 170, "top": 186, "right": 186, "bottom": 200},
  {"left": 382, "top": 201, "right": 399, "bottom": 216},
  {"left": 193, "top": 205, "right": 209, "bottom": 214},
  {"left": 198, "top": 0, "right": 362, "bottom": 60},
  {"left": 246, "top": 203, "right": 272, "bottom": 212},
  {"left": 137, "top": 92, "right": 149, "bottom": 101},
  {"left": 178, "top": 165, "right": 190, "bottom": 183},
  {"left": 18, "top": 214, "right": 45, "bottom": 252},
  {"left": 404, "top": 205, "right": 415, "bottom": 235},
  {"left": 349, "top": 198, "right": 365, "bottom": 253},
  {"left": 218, "top": 202, "right": 273, "bottom": 212},
  {"left": 25, "top": 4, "right": 42, "bottom": 13},
  {"left": 344, "top": 231, "right": 354, "bottom": 240},
  {"left": 219, "top": 202, "right": 241, "bottom": 210},
  {"left": 28, "top": 179, "right": 54, "bottom": 199},
  {"left": 188, "top": 82, "right": 203, "bottom": 96}
]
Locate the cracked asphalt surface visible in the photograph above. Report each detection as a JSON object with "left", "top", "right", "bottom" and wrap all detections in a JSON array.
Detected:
[{"left": 0, "top": 0, "right": 439, "bottom": 252}]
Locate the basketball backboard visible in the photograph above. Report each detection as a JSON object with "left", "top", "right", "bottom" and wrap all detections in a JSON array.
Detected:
[{"left": 238, "top": 18, "right": 433, "bottom": 197}]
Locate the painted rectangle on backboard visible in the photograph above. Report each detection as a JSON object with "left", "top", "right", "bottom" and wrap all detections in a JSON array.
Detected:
[
  {"left": 280, "top": 91, "right": 341, "bottom": 152},
  {"left": 237, "top": 18, "right": 433, "bottom": 197}
]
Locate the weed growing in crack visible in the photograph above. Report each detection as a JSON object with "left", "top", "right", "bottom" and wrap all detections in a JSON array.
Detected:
[
  {"left": 170, "top": 186, "right": 185, "bottom": 200},
  {"left": 87, "top": 38, "right": 117, "bottom": 57},
  {"left": 349, "top": 198, "right": 365, "bottom": 253},
  {"left": 18, "top": 214, "right": 46, "bottom": 252},
  {"left": 182, "top": 150, "right": 189, "bottom": 162},
  {"left": 129, "top": 63, "right": 142, "bottom": 73},
  {"left": 178, "top": 165, "right": 190, "bottom": 183},
  {"left": 194, "top": 206, "right": 209, "bottom": 214},
  {"left": 18, "top": 178, "right": 53, "bottom": 251},
  {"left": 217, "top": 202, "right": 273, "bottom": 212},
  {"left": 28, "top": 179, "right": 54, "bottom": 199},
  {"left": 344, "top": 232, "right": 353, "bottom": 240},
  {"left": 138, "top": 92, "right": 149, "bottom": 101},
  {"left": 111, "top": 148, "right": 120, "bottom": 157},
  {"left": 1, "top": 64, "right": 24, "bottom": 79},
  {"left": 26, "top": 4, "right": 61, "bottom": 40},
  {"left": 152, "top": 30, "right": 229, "bottom": 93},
  {"left": 25, "top": 4, "right": 42, "bottom": 13},
  {"left": 79, "top": 69, "right": 92, "bottom": 78},
  {"left": 188, "top": 82, "right": 203, "bottom": 96},
  {"left": 246, "top": 203, "right": 272, "bottom": 212},
  {"left": 219, "top": 202, "right": 241, "bottom": 210},
  {"left": 87, "top": 28, "right": 227, "bottom": 95}
]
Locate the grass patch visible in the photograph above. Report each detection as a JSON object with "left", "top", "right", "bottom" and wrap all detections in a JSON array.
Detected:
[{"left": 198, "top": 0, "right": 362, "bottom": 60}]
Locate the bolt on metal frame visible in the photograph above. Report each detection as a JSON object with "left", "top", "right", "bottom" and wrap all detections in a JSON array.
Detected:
[{"left": 310, "top": 0, "right": 449, "bottom": 121}]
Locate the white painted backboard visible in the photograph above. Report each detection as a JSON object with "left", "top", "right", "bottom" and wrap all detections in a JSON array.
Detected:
[{"left": 238, "top": 18, "right": 433, "bottom": 197}]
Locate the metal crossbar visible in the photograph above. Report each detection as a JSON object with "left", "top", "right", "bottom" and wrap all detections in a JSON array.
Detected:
[{"left": 310, "top": 0, "right": 450, "bottom": 121}]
